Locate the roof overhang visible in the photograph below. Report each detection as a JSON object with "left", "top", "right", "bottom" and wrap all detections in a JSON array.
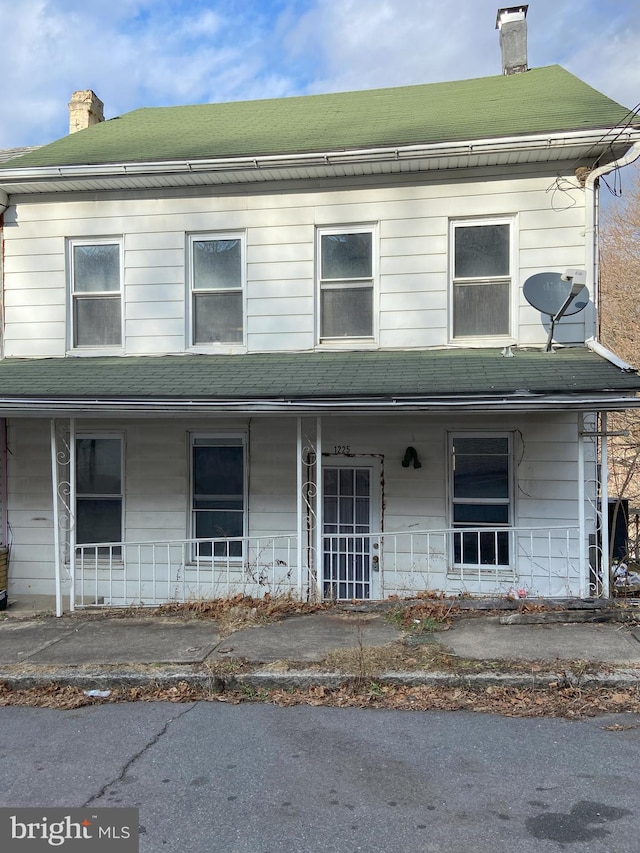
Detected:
[
  {"left": 0, "top": 128, "right": 638, "bottom": 196},
  {"left": 0, "top": 348, "right": 637, "bottom": 418}
]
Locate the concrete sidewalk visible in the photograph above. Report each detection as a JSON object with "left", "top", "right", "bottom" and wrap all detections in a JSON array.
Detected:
[{"left": 1, "top": 601, "right": 640, "bottom": 691}]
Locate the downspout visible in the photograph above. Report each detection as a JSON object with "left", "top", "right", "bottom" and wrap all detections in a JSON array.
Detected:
[{"left": 584, "top": 141, "right": 640, "bottom": 599}]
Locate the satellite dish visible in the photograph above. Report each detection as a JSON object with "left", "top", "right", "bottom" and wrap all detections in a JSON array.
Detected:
[
  {"left": 523, "top": 272, "right": 589, "bottom": 317},
  {"left": 523, "top": 270, "right": 589, "bottom": 351}
]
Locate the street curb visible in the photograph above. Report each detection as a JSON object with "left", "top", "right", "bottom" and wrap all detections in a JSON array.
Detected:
[{"left": 1, "top": 665, "right": 640, "bottom": 692}]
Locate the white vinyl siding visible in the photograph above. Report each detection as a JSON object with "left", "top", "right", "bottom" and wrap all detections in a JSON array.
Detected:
[{"left": 1, "top": 171, "right": 589, "bottom": 357}]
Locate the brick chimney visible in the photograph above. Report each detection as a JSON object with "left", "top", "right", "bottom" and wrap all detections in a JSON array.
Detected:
[
  {"left": 68, "top": 90, "right": 104, "bottom": 134},
  {"left": 496, "top": 6, "right": 529, "bottom": 75}
]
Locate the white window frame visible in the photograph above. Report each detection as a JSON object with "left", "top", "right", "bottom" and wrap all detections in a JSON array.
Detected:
[
  {"left": 448, "top": 432, "right": 514, "bottom": 571},
  {"left": 75, "top": 432, "right": 125, "bottom": 556},
  {"left": 316, "top": 224, "right": 377, "bottom": 346},
  {"left": 187, "top": 232, "right": 246, "bottom": 350},
  {"left": 448, "top": 216, "right": 517, "bottom": 344},
  {"left": 188, "top": 432, "right": 247, "bottom": 562},
  {"left": 68, "top": 237, "right": 124, "bottom": 352}
]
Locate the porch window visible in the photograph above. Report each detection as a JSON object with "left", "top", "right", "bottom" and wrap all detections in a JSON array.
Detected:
[
  {"left": 191, "top": 436, "right": 245, "bottom": 558},
  {"left": 450, "top": 434, "right": 512, "bottom": 567},
  {"left": 451, "top": 219, "right": 512, "bottom": 339},
  {"left": 76, "top": 436, "right": 123, "bottom": 555},
  {"left": 318, "top": 227, "right": 374, "bottom": 340},
  {"left": 70, "top": 240, "right": 122, "bottom": 347},
  {"left": 190, "top": 234, "right": 244, "bottom": 345}
]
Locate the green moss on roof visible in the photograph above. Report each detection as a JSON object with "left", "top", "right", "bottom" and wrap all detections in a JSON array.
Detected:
[
  {"left": 2, "top": 66, "right": 635, "bottom": 170},
  {"left": 0, "top": 348, "right": 637, "bottom": 402}
]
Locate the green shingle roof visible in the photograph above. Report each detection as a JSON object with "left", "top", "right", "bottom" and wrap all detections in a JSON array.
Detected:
[
  {"left": 2, "top": 66, "right": 635, "bottom": 170},
  {"left": 0, "top": 349, "right": 637, "bottom": 403}
]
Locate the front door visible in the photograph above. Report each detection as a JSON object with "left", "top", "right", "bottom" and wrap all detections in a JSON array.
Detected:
[{"left": 322, "top": 461, "right": 380, "bottom": 600}]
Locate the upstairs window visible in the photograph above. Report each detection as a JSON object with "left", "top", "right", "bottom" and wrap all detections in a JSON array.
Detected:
[
  {"left": 451, "top": 220, "right": 512, "bottom": 339},
  {"left": 190, "top": 234, "right": 244, "bottom": 345},
  {"left": 318, "top": 227, "right": 374, "bottom": 340},
  {"left": 70, "top": 240, "right": 122, "bottom": 347}
]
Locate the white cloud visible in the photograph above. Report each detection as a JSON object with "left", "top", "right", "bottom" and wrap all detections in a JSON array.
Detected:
[{"left": 0, "top": 0, "right": 638, "bottom": 149}]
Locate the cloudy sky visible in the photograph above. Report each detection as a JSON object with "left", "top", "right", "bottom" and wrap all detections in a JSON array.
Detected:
[{"left": 1, "top": 0, "right": 639, "bottom": 151}]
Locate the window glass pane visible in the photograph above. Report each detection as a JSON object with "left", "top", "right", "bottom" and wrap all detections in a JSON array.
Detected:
[
  {"left": 321, "top": 233, "right": 372, "bottom": 279},
  {"left": 193, "top": 445, "right": 243, "bottom": 498},
  {"left": 193, "top": 292, "right": 243, "bottom": 343},
  {"left": 454, "top": 224, "right": 509, "bottom": 278},
  {"left": 339, "top": 468, "right": 354, "bottom": 496},
  {"left": 73, "top": 244, "right": 120, "bottom": 293},
  {"left": 453, "top": 504, "right": 510, "bottom": 524},
  {"left": 193, "top": 239, "right": 241, "bottom": 290},
  {"left": 76, "top": 438, "right": 122, "bottom": 494},
  {"left": 454, "top": 454, "right": 509, "bottom": 499},
  {"left": 76, "top": 498, "right": 122, "bottom": 545},
  {"left": 194, "top": 509, "right": 244, "bottom": 540},
  {"left": 321, "top": 287, "right": 373, "bottom": 337},
  {"left": 454, "top": 437, "right": 509, "bottom": 455},
  {"left": 355, "top": 469, "right": 370, "bottom": 496},
  {"left": 74, "top": 297, "right": 122, "bottom": 346},
  {"left": 453, "top": 282, "right": 509, "bottom": 337}
]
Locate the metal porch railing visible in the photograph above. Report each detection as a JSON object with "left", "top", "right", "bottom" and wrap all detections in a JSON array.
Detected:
[{"left": 71, "top": 525, "right": 583, "bottom": 608}]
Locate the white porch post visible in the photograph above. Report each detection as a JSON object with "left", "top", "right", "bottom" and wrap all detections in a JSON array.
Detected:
[
  {"left": 577, "top": 413, "right": 587, "bottom": 598},
  {"left": 69, "top": 418, "right": 76, "bottom": 611},
  {"left": 50, "top": 419, "right": 63, "bottom": 617},
  {"left": 601, "top": 411, "right": 610, "bottom": 598},
  {"left": 296, "top": 417, "right": 303, "bottom": 599},
  {"left": 314, "top": 416, "right": 323, "bottom": 600}
]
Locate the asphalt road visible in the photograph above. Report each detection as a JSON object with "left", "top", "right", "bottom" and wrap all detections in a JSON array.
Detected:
[{"left": 0, "top": 702, "right": 639, "bottom": 852}]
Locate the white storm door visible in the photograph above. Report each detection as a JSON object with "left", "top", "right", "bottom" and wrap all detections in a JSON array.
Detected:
[{"left": 322, "top": 461, "right": 380, "bottom": 600}]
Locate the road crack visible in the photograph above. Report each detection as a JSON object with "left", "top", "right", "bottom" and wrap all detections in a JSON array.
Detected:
[{"left": 83, "top": 703, "right": 196, "bottom": 806}]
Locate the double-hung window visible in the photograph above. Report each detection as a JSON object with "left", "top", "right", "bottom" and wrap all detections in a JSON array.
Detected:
[
  {"left": 76, "top": 435, "right": 123, "bottom": 557},
  {"left": 450, "top": 434, "right": 512, "bottom": 568},
  {"left": 451, "top": 219, "right": 512, "bottom": 339},
  {"left": 70, "top": 239, "right": 122, "bottom": 348},
  {"left": 190, "top": 435, "right": 246, "bottom": 559},
  {"left": 318, "top": 227, "right": 374, "bottom": 340},
  {"left": 189, "top": 234, "right": 244, "bottom": 345}
]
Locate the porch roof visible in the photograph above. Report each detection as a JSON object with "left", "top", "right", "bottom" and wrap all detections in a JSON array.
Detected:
[{"left": 0, "top": 347, "right": 638, "bottom": 415}]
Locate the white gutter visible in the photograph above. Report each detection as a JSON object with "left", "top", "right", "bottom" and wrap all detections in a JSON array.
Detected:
[
  {"left": 0, "top": 393, "right": 638, "bottom": 417},
  {"left": 585, "top": 140, "right": 640, "bottom": 331},
  {"left": 0, "top": 128, "right": 637, "bottom": 185}
]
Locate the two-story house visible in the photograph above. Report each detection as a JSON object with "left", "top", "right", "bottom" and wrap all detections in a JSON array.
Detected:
[{"left": 1, "top": 8, "right": 640, "bottom": 614}]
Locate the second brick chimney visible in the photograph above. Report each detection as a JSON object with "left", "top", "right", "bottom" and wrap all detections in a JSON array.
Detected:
[{"left": 68, "top": 90, "right": 104, "bottom": 134}]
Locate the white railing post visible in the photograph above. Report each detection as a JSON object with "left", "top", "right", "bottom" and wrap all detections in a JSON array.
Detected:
[{"left": 578, "top": 412, "right": 588, "bottom": 597}]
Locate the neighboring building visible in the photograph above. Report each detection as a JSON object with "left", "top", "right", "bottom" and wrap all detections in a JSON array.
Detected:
[{"left": 1, "top": 8, "right": 640, "bottom": 613}]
